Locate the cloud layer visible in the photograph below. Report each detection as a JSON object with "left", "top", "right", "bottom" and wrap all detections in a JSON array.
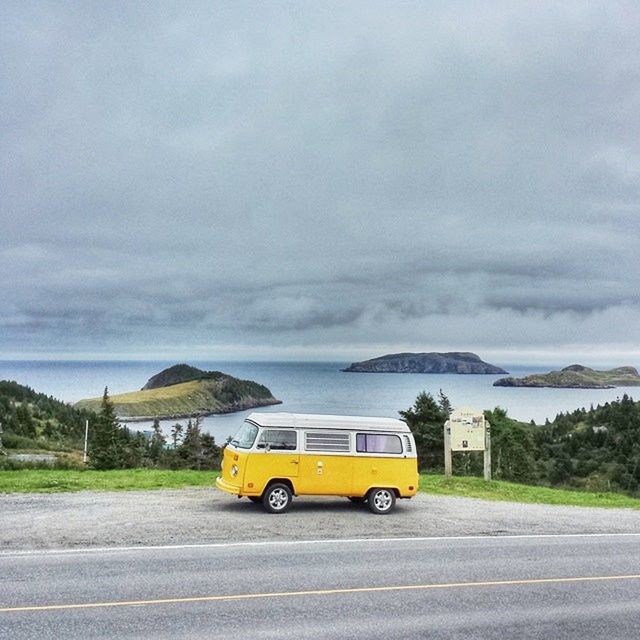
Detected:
[{"left": 1, "top": 1, "right": 639, "bottom": 361}]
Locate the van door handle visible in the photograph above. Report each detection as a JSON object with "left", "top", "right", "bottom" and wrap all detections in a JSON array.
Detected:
[{"left": 290, "top": 460, "right": 299, "bottom": 464}]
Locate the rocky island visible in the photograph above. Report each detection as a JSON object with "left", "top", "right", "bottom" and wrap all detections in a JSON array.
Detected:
[
  {"left": 342, "top": 352, "right": 508, "bottom": 374},
  {"left": 493, "top": 364, "right": 640, "bottom": 389},
  {"left": 75, "top": 364, "right": 281, "bottom": 420}
]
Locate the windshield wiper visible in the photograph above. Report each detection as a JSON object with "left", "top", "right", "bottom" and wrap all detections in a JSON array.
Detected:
[{"left": 230, "top": 439, "right": 239, "bottom": 446}]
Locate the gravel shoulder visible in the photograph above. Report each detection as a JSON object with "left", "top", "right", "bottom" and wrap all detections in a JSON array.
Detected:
[{"left": 2, "top": 489, "right": 640, "bottom": 551}]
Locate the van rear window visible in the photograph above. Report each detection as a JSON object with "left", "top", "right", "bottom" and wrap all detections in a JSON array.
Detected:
[{"left": 356, "top": 433, "right": 402, "bottom": 454}]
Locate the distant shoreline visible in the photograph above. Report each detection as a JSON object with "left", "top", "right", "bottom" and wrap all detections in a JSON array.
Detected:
[{"left": 118, "top": 398, "right": 283, "bottom": 423}]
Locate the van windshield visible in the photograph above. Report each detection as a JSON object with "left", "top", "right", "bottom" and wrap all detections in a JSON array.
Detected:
[{"left": 230, "top": 422, "right": 259, "bottom": 449}]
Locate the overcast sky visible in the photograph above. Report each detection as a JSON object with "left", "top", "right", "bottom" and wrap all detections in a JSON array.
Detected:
[{"left": 1, "top": 1, "right": 639, "bottom": 363}]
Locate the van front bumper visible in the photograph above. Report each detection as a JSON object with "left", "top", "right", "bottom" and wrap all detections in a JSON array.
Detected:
[{"left": 215, "top": 475, "right": 242, "bottom": 496}]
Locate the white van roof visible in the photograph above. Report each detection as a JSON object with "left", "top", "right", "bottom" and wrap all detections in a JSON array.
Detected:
[{"left": 245, "top": 412, "right": 410, "bottom": 433}]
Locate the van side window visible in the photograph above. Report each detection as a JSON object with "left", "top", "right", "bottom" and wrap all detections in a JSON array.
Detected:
[
  {"left": 256, "top": 429, "right": 297, "bottom": 451},
  {"left": 304, "top": 431, "right": 350, "bottom": 452},
  {"left": 356, "top": 433, "right": 402, "bottom": 454}
]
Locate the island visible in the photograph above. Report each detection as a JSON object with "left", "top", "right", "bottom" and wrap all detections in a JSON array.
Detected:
[
  {"left": 342, "top": 352, "right": 508, "bottom": 374},
  {"left": 75, "top": 364, "right": 281, "bottom": 420},
  {"left": 493, "top": 364, "right": 640, "bottom": 389}
]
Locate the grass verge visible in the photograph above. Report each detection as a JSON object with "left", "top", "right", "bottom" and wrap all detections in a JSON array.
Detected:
[
  {"left": 420, "top": 474, "right": 640, "bottom": 509},
  {"left": 1, "top": 469, "right": 639, "bottom": 509},
  {"left": 0, "top": 469, "right": 215, "bottom": 493}
]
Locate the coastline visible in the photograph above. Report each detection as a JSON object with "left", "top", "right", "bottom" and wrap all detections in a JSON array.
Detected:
[{"left": 117, "top": 398, "right": 283, "bottom": 423}]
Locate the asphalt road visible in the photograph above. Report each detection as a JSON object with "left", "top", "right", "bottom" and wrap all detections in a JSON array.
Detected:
[{"left": 2, "top": 534, "right": 640, "bottom": 639}]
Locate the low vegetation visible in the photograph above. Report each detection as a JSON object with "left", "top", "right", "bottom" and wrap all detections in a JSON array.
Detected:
[
  {"left": 0, "top": 380, "right": 94, "bottom": 450},
  {"left": 0, "top": 469, "right": 214, "bottom": 493},
  {"left": 1, "top": 469, "right": 639, "bottom": 510},
  {"left": 420, "top": 475, "right": 640, "bottom": 509},
  {"left": 77, "top": 379, "right": 222, "bottom": 418}
]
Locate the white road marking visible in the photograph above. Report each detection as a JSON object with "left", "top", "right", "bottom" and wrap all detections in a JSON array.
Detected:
[{"left": 1, "top": 532, "right": 640, "bottom": 559}]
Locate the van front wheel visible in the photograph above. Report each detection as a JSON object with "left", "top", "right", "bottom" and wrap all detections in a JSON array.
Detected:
[
  {"left": 263, "top": 483, "right": 292, "bottom": 514},
  {"left": 368, "top": 488, "right": 396, "bottom": 515}
]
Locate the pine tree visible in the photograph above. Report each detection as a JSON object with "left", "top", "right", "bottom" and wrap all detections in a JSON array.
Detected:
[
  {"left": 399, "top": 391, "right": 448, "bottom": 471},
  {"left": 170, "top": 423, "right": 184, "bottom": 449},
  {"left": 89, "top": 387, "right": 123, "bottom": 469},
  {"left": 201, "top": 433, "right": 221, "bottom": 470},
  {"left": 180, "top": 417, "right": 204, "bottom": 469},
  {"left": 121, "top": 428, "right": 146, "bottom": 468},
  {"left": 148, "top": 419, "right": 166, "bottom": 466},
  {"left": 438, "top": 389, "right": 452, "bottom": 418},
  {"left": 484, "top": 407, "right": 536, "bottom": 482}
]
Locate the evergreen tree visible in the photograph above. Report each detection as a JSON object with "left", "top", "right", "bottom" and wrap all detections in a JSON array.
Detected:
[
  {"left": 438, "top": 389, "right": 452, "bottom": 418},
  {"left": 14, "top": 404, "right": 36, "bottom": 438},
  {"left": 0, "top": 380, "right": 93, "bottom": 446},
  {"left": 170, "top": 423, "right": 184, "bottom": 449},
  {"left": 89, "top": 387, "right": 123, "bottom": 469},
  {"left": 548, "top": 456, "right": 573, "bottom": 485},
  {"left": 148, "top": 419, "right": 166, "bottom": 466},
  {"left": 201, "top": 433, "right": 221, "bottom": 470},
  {"left": 399, "top": 391, "right": 449, "bottom": 471},
  {"left": 484, "top": 407, "right": 536, "bottom": 482},
  {"left": 120, "top": 427, "right": 146, "bottom": 468},
  {"left": 180, "top": 418, "right": 204, "bottom": 469}
]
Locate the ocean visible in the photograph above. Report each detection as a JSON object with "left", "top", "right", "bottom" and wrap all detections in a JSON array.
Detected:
[{"left": 1, "top": 360, "right": 637, "bottom": 445}]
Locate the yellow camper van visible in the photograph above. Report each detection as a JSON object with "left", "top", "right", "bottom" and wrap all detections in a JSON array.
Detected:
[{"left": 216, "top": 412, "right": 419, "bottom": 514}]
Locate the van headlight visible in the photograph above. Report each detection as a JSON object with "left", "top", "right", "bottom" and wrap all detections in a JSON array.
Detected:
[{"left": 231, "top": 464, "right": 238, "bottom": 477}]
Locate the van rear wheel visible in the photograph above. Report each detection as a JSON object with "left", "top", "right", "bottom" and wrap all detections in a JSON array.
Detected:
[
  {"left": 262, "top": 483, "right": 292, "bottom": 514},
  {"left": 368, "top": 488, "right": 396, "bottom": 514}
]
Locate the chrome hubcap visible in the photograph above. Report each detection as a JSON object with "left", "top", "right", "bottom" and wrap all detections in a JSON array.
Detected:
[
  {"left": 269, "top": 488, "right": 289, "bottom": 510},
  {"left": 374, "top": 490, "right": 392, "bottom": 511}
]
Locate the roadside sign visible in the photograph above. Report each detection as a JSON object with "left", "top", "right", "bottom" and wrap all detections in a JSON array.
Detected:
[
  {"left": 448, "top": 408, "right": 486, "bottom": 451},
  {"left": 444, "top": 407, "right": 491, "bottom": 481}
]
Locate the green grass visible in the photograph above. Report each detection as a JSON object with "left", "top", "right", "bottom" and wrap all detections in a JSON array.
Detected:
[
  {"left": 74, "top": 379, "right": 226, "bottom": 417},
  {"left": 420, "top": 474, "right": 640, "bottom": 509},
  {"left": 0, "top": 469, "right": 216, "bottom": 493},
  {"left": 1, "top": 469, "right": 639, "bottom": 509}
]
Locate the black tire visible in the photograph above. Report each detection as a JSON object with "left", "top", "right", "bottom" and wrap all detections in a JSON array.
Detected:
[
  {"left": 248, "top": 496, "right": 261, "bottom": 503},
  {"left": 262, "top": 483, "right": 292, "bottom": 514},
  {"left": 348, "top": 496, "right": 364, "bottom": 503},
  {"left": 367, "top": 488, "right": 396, "bottom": 514}
]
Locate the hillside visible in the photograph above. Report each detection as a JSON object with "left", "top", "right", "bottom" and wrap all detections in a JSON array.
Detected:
[
  {"left": 534, "top": 394, "right": 640, "bottom": 494},
  {"left": 493, "top": 365, "right": 640, "bottom": 389},
  {"left": 342, "top": 352, "right": 507, "bottom": 374},
  {"left": 75, "top": 366, "right": 281, "bottom": 420},
  {"left": 0, "top": 380, "right": 95, "bottom": 449},
  {"left": 141, "top": 364, "right": 205, "bottom": 390}
]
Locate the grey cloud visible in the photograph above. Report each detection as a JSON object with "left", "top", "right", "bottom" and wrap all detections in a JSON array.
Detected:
[{"left": 1, "top": 1, "right": 639, "bottom": 358}]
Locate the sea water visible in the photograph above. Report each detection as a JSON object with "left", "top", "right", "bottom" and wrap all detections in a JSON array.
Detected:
[{"left": 1, "top": 360, "right": 637, "bottom": 445}]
